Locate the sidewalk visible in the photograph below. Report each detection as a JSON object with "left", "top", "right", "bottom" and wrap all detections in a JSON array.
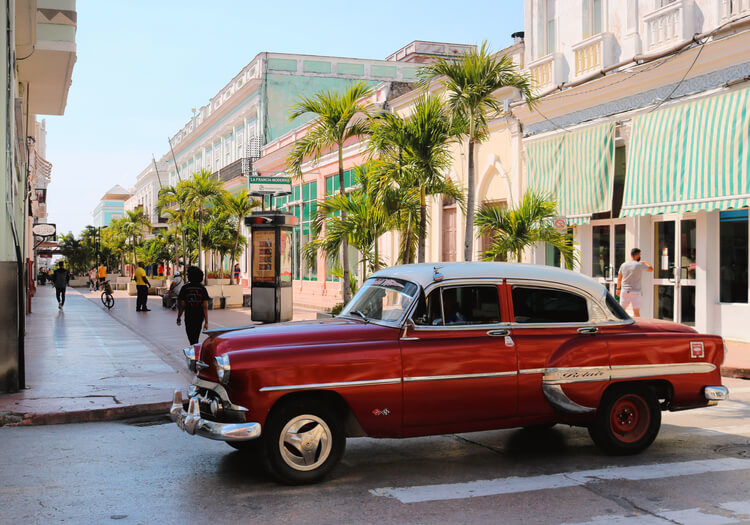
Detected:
[
  {"left": 0, "top": 285, "right": 320, "bottom": 426},
  {"left": 1, "top": 287, "right": 748, "bottom": 427}
]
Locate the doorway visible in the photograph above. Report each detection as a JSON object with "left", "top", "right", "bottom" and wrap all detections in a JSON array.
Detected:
[
  {"left": 591, "top": 221, "right": 626, "bottom": 294},
  {"left": 653, "top": 216, "right": 697, "bottom": 325}
]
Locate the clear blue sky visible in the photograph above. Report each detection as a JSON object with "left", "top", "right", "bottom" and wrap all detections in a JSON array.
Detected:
[{"left": 45, "top": 0, "right": 524, "bottom": 235}]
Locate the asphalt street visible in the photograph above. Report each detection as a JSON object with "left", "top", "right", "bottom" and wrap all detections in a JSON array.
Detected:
[{"left": 1, "top": 378, "right": 749, "bottom": 524}]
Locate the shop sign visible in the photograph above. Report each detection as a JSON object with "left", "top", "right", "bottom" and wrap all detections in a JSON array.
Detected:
[
  {"left": 32, "top": 223, "right": 56, "bottom": 237},
  {"left": 248, "top": 176, "right": 292, "bottom": 196}
]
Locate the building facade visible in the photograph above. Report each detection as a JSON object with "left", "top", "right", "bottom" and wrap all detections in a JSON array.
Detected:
[
  {"left": 92, "top": 184, "right": 130, "bottom": 227},
  {"left": 515, "top": 0, "right": 750, "bottom": 341},
  {"left": 123, "top": 163, "right": 169, "bottom": 230},
  {"left": 1, "top": 0, "right": 77, "bottom": 392}
]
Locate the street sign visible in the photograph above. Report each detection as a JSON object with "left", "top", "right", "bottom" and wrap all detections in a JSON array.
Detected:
[
  {"left": 248, "top": 176, "right": 292, "bottom": 197},
  {"left": 553, "top": 217, "right": 567, "bottom": 232},
  {"left": 32, "top": 223, "right": 56, "bottom": 237}
]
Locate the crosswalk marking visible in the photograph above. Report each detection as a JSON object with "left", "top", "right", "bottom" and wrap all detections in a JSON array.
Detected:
[
  {"left": 370, "top": 458, "right": 750, "bottom": 504},
  {"left": 561, "top": 499, "right": 750, "bottom": 524}
]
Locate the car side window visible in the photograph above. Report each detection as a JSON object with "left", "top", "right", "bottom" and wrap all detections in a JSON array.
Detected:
[
  {"left": 511, "top": 286, "right": 589, "bottom": 323},
  {"left": 413, "top": 285, "right": 501, "bottom": 326}
]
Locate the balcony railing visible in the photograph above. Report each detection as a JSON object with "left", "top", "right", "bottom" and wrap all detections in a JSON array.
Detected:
[
  {"left": 527, "top": 53, "right": 563, "bottom": 92},
  {"left": 212, "top": 157, "right": 248, "bottom": 183},
  {"left": 721, "top": 0, "right": 750, "bottom": 20},
  {"left": 571, "top": 33, "right": 614, "bottom": 80},
  {"left": 643, "top": 0, "right": 696, "bottom": 53}
]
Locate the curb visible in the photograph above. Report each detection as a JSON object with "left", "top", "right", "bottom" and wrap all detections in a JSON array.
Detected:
[
  {"left": 721, "top": 366, "right": 750, "bottom": 380},
  {"left": 0, "top": 401, "right": 172, "bottom": 427}
]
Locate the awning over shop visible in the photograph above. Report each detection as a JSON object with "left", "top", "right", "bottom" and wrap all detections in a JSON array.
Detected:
[
  {"left": 526, "top": 122, "right": 615, "bottom": 224},
  {"left": 621, "top": 88, "right": 750, "bottom": 217}
]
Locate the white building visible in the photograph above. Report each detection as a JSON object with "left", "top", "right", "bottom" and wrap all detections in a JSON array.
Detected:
[
  {"left": 124, "top": 162, "right": 170, "bottom": 230},
  {"left": 515, "top": 0, "right": 750, "bottom": 340}
]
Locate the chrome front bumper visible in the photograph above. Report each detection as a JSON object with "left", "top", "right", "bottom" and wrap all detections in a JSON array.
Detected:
[
  {"left": 704, "top": 386, "right": 729, "bottom": 401},
  {"left": 170, "top": 390, "right": 261, "bottom": 442}
]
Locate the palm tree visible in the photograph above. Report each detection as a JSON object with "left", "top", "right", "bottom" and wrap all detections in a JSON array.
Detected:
[
  {"left": 303, "top": 165, "right": 392, "bottom": 281},
  {"left": 157, "top": 181, "right": 192, "bottom": 270},
  {"left": 120, "top": 209, "right": 151, "bottom": 274},
  {"left": 102, "top": 217, "right": 129, "bottom": 274},
  {"left": 419, "top": 41, "right": 535, "bottom": 261},
  {"left": 221, "top": 189, "right": 260, "bottom": 284},
  {"left": 369, "top": 95, "right": 464, "bottom": 263},
  {"left": 183, "top": 169, "right": 223, "bottom": 276},
  {"left": 287, "top": 81, "right": 372, "bottom": 303},
  {"left": 475, "top": 191, "right": 577, "bottom": 269}
]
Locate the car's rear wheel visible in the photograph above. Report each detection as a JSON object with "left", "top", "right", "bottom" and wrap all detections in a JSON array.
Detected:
[
  {"left": 261, "top": 399, "right": 345, "bottom": 485},
  {"left": 588, "top": 384, "right": 661, "bottom": 455}
]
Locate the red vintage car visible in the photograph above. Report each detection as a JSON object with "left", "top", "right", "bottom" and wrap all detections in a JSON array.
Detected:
[{"left": 170, "top": 262, "right": 728, "bottom": 484}]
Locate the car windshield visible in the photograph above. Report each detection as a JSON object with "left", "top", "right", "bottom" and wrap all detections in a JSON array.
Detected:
[{"left": 340, "top": 277, "right": 419, "bottom": 323}]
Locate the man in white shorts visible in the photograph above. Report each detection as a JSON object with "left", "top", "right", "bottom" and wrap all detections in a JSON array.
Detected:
[{"left": 616, "top": 248, "right": 653, "bottom": 317}]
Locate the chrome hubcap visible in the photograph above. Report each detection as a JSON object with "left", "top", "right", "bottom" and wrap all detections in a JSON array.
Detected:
[{"left": 279, "top": 414, "right": 332, "bottom": 471}]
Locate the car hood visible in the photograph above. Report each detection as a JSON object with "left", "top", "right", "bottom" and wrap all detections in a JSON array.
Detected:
[{"left": 196, "top": 317, "right": 399, "bottom": 379}]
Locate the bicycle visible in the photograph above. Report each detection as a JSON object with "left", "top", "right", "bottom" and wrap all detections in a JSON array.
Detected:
[{"left": 101, "top": 280, "right": 114, "bottom": 309}]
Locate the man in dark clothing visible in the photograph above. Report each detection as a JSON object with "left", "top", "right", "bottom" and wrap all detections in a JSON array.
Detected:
[
  {"left": 176, "top": 266, "right": 210, "bottom": 345},
  {"left": 52, "top": 262, "right": 70, "bottom": 310}
]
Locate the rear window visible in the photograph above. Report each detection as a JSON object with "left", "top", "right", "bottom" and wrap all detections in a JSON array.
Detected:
[{"left": 511, "top": 286, "right": 589, "bottom": 323}]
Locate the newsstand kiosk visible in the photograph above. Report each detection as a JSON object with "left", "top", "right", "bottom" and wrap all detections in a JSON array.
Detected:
[{"left": 245, "top": 211, "right": 296, "bottom": 323}]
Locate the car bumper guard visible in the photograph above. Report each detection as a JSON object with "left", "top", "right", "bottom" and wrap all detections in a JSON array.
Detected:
[{"left": 170, "top": 390, "right": 261, "bottom": 442}]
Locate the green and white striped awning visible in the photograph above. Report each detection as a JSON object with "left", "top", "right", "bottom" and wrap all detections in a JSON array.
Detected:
[
  {"left": 622, "top": 88, "right": 750, "bottom": 217},
  {"left": 526, "top": 122, "right": 615, "bottom": 224}
]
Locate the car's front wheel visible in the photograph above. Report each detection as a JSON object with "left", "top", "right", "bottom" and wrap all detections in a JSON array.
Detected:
[
  {"left": 261, "top": 400, "right": 345, "bottom": 485},
  {"left": 588, "top": 384, "right": 661, "bottom": 455}
]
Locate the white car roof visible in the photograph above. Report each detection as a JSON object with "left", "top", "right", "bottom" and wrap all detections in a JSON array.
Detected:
[{"left": 369, "top": 262, "right": 608, "bottom": 300}]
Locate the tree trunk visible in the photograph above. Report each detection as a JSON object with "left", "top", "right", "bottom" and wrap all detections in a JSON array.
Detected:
[
  {"left": 464, "top": 138, "right": 475, "bottom": 261},
  {"left": 338, "top": 146, "right": 351, "bottom": 303},
  {"left": 230, "top": 227, "right": 241, "bottom": 285},
  {"left": 418, "top": 188, "right": 427, "bottom": 263},
  {"left": 374, "top": 236, "right": 380, "bottom": 272},
  {"left": 198, "top": 208, "right": 205, "bottom": 283}
]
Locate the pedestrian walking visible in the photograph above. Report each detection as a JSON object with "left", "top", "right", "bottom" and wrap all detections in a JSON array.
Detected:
[
  {"left": 97, "top": 263, "right": 107, "bottom": 291},
  {"left": 163, "top": 270, "right": 184, "bottom": 310},
  {"left": 616, "top": 248, "right": 654, "bottom": 317},
  {"left": 176, "top": 266, "right": 210, "bottom": 345},
  {"left": 135, "top": 261, "right": 151, "bottom": 312},
  {"left": 88, "top": 267, "right": 97, "bottom": 292},
  {"left": 52, "top": 262, "right": 70, "bottom": 310},
  {"left": 158, "top": 263, "right": 164, "bottom": 276},
  {"left": 233, "top": 263, "right": 240, "bottom": 284}
]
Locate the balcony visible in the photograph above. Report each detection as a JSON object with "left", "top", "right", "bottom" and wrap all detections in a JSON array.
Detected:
[
  {"left": 213, "top": 157, "right": 249, "bottom": 183},
  {"left": 643, "top": 0, "right": 696, "bottom": 53},
  {"left": 527, "top": 53, "right": 564, "bottom": 92},
  {"left": 15, "top": 0, "right": 77, "bottom": 115},
  {"left": 721, "top": 0, "right": 750, "bottom": 21},
  {"left": 571, "top": 33, "right": 615, "bottom": 80}
]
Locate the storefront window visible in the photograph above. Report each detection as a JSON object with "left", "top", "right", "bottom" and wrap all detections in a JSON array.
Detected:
[
  {"left": 720, "top": 210, "right": 748, "bottom": 303},
  {"left": 301, "top": 182, "right": 317, "bottom": 280}
]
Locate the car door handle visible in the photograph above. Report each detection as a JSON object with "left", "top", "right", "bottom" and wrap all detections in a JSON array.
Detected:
[
  {"left": 487, "top": 329, "right": 510, "bottom": 336},
  {"left": 577, "top": 327, "right": 598, "bottom": 335}
]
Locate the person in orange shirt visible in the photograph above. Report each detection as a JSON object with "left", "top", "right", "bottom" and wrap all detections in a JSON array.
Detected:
[{"left": 97, "top": 263, "right": 107, "bottom": 291}]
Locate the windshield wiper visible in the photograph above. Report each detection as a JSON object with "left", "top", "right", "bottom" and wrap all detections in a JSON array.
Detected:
[{"left": 350, "top": 309, "right": 369, "bottom": 322}]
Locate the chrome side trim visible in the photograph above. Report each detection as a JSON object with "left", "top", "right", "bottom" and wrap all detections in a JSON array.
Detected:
[
  {"left": 543, "top": 362, "right": 717, "bottom": 385},
  {"left": 542, "top": 384, "right": 596, "bottom": 414},
  {"left": 400, "top": 337, "right": 420, "bottom": 341},
  {"left": 519, "top": 368, "right": 545, "bottom": 375},
  {"left": 259, "top": 377, "right": 402, "bottom": 393},
  {"left": 404, "top": 371, "right": 517, "bottom": 382}
]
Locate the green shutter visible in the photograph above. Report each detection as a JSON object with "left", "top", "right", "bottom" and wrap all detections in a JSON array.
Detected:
[
  {"left": 526, "top": 122, "right": 615, "bottom": 224},
  {"left": 621, "top": 88, "right": 750, "bottom": 216}
]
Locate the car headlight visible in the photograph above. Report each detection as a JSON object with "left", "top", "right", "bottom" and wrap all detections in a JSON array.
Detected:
[{"left": 215, "top": 355, "right": 231, "bottom": 385}]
